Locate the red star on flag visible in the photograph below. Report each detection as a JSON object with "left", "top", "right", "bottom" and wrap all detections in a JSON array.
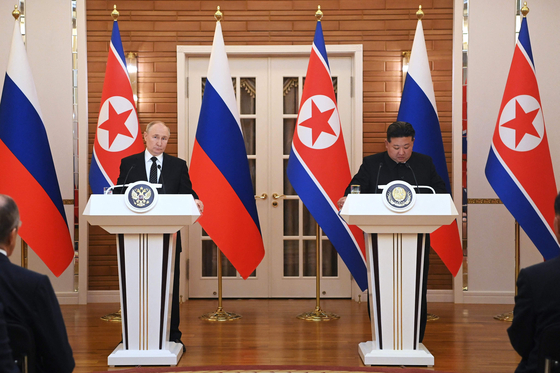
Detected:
[
  {"left": 501, "top": 100, "right": 540, "bottom": 148},
  {"left": 98, "top": 101, "right": 134, "bottom": 148},
  {"left": 299, "top": 100, "right": 336, "bottom": 146}
]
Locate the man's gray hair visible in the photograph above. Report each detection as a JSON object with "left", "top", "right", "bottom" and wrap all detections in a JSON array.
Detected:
[
  {"left": 0, "top": 195, "right": 20, "bottom": 245},
  {"left": 145, "top": 121, "right": 171, "bottom": 136}
]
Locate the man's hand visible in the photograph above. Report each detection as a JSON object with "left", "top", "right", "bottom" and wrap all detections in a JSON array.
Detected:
[
  {"left": 195, "top": 199, "right": 204, "bottom": 214},
  {"left": 337, "top": 196, "right": 346, "bottom": 210}
]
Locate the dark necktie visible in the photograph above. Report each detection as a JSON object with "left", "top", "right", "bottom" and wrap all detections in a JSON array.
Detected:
[{"left": 149, "top": 156, "right": 158, "bottom": 183}]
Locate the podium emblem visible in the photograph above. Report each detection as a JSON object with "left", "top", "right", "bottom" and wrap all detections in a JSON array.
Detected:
[
  {"left": 124, "top": 181, "right": 159, "bottom": 212},
  {"left": 382, "top": 180, "right": 416, "bottom": 212}
]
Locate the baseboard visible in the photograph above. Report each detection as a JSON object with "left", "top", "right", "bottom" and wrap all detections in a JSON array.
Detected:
[
  {"left": 56, "top": 291, "right": 80, "bottom": 305},
  {"left": 88, "top": 290, "right": 120, "bottom": 303},
  {"left": 427, "top": 289, "right": 454, "bottom": 302},
  {"left": 462, "top": 290, "right": 515, "bottom": 304}
]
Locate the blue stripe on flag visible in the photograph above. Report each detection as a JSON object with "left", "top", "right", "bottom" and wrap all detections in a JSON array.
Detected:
[
  {"left": 397, "top": 75, "right": 451, "bottom": 193},
  {"left": 0, "top": 74, "right": 67, "bottom": 223},
  {"left": 287, "top": 149, "right": 368, "bottom": 291},
  {"left": 196, "top": 80, "right": 261, "bottom": 231},
  {"left": 518, "top": 18, "right": 533, "bottom": 67},
  {"left": 89, "top": 152, "right": 110, "bottom": 194},
  {"left": 486, "top": 147, "right": 560, "bottom": 260},
  {"left": 111, "top": 21, "right": 126, "bottom": 68},
  {"left": 313, "top": 22, "right": 329, "bottom": 69}
]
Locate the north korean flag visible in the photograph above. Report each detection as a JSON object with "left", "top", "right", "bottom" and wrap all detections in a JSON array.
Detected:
[
  {"left": 286, "top": 21, "right": 368, "bottom": 291},
  {"left": 89, "top": 19, "right": 144, "bottom": 194},
  {"left": 485, "top": 16, "right": 559, "bottom": 259}
]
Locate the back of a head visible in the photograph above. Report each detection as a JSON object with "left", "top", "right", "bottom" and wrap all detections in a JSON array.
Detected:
[
  {"left": 0, "top": 195, "right": 19, "bottom": 246},
  {"left": 387, "top": 121, "right": 415, "bottom": 141}
]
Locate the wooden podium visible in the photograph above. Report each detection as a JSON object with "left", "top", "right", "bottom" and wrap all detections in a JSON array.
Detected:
[
  {"left": 83, "top": 186, "right": 200, "bottom": 366},
  {"left": 340, "top": 186, "right": 458, "bottom": 366}
]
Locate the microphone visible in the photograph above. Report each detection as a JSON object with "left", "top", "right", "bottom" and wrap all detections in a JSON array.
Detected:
[
  {"left": 404, "top": 162, "right": 420, "bottom": 193},
  {"left": 374, "top": 162, "right": 383, "bottom": 194},
  {"left": 116, "top": 164, "right": 135, "bottom": 194},
  {"left": 157, "top": 164, "right": 167, "bottom": 194}
]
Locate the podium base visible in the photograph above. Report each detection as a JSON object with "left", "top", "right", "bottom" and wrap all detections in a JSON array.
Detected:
[
  {"left": 358, "top": 341, "right": 434, "bottom": 366},
  {"left": 108, "top": 341, "right": 183, "bottom": 366}
]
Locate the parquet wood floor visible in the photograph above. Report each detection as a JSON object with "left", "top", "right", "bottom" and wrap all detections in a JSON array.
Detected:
[{"left": 61, "top": 299, "right": 520, "bottom": 373}]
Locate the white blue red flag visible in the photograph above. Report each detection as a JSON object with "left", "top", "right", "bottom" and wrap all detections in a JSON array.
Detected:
[
  {"left": 286, "top": 21, "right": 368, "bottom": 291},
  {"left": 89, "top": 19, "right": 144, "bottom": 194},
  {"left": 0, "top": 19, "right": 73, "bottom": 276},
  {"left": 397, "top": 17, "right": 463, "bottom": 276},
  {"left": 485, "top": 16, "right": 559, "bottom": 260},
  {"left": 189, "top": 21, "right": 265, "bottom": 278}
]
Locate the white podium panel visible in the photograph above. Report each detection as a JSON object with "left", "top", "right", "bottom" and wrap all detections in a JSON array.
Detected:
[
  {"left": 84, "top": 192, "right": 200, "bottom": 366},
  {"left": 340, "top": 192, "right": 458, "bottom": 366}
]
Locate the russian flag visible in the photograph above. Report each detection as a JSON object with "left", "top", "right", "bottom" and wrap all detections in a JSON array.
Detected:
[
  {"left": 485, "top": 16, "right": 559, "bottom": 260},
  {"left": 397, "top": 15, "right": 463, "bottom": 276},
  {"left": 286, "top": 20, "right": 368, "bottom": 291},
  {"left": 89, "top": 18, "right": 144, "bottom": 194},
  {"left": 189, "top": 20, "right": 265, "bottom": 278},
  {"left": 0, "top": 19, "right": 74, "bottom": 276}
]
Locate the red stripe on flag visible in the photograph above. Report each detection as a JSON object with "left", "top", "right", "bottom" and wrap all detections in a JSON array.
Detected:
[
  {"left": 431, "top": 221, "right": 462, "bottom": 277},
  {"left": 0, "top": 140, "right": 74, "bottom": 276},
  {"left": 190, "top": 141, "right": 264, "bottom": 279}
]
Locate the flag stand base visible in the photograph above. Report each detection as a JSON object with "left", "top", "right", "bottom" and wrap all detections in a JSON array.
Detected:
[
  {"left": 101, "top": 309, "right": 122, "bottom": 322},
  {"left": 494, "top": 311, "right": 513, "bottom": 322},
  {"left": 200, "top": 307, "right": 242, "bottom": 322},
  {"left": 297, "top": 306, "right": 339, "bottom": 321}
]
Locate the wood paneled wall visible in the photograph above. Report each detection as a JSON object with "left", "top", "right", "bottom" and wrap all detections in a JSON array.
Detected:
[{"left": 86, "top": 0, "right": 454, "bottom": 291}]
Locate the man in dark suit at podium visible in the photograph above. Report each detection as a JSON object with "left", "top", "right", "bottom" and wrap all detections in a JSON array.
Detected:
[
  {"left": 337, "top": 121, "right": 447, "bottom": 343},
  {"left": 0, "top": 194, "right": 75, "bottom": 373},
  {"left": 508, "top": 192, "right": 560, "bottom": 373},
  {"left": 116, "top": 121, "right": 203, "bottom": 348}
]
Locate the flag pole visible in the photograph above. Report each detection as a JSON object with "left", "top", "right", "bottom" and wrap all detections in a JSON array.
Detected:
[
  {"left": 99, "top": 4, "right": 124, "bottom": 324},
  {"left": 491, "top": 0, "right": 531, "bottom": 323},
  {"left": 297, "top": 223, "right": 339, "bottom": 321},
  {"left": 200, "top": 247, "right": 242, "bottom": 321},
  {"left": 494, "top": 220, "right": 519, "bottom": 322}
]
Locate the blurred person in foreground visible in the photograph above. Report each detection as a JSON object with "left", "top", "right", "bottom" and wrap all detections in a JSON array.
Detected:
[
  {"left": 0, "top": 194, "right": 74, "bottom": 373},
  {"left": 508, "top": 191, "right": 560, "bottom": 373}
]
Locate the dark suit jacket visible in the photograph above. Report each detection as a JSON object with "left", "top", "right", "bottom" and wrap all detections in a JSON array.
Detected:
[
  {"left": 508, "top": 255, "right": 560, "bottom": 373},
  {"left": 116, "top": 151, "right": 198, "bottom": 253},
  {"left": 0, "top": 254, "right": 74, "bottom": 373},
  {"left": 116, "top": 151, "right": 198, "bottom": 198},
  {"left": 345, "top": 151, "right": 447, "bottom": 195},
  {"left": 0, "top": 301, "right": 18, "bottom": 373}
]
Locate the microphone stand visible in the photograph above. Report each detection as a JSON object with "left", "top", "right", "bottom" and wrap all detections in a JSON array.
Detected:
[{"left": 296, "top": 223, "right": 340, "bottom": 321}]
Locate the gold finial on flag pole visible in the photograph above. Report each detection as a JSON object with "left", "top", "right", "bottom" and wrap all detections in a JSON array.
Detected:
[
  {"left": 315, "top": 5, "right": 323, "bottom": 21},
  {"left": 215, "top": 6, "right": 223, "bottom": 22},
  {"left": 12, "top": 5, "right": 20, "bottom": 20},
  {"left": 521, "top": 2, "right": 529, "bottom": 17},
  {"left": 111, "top": 5, "right": 119, "bottom": 21},
  {"left": 416, "top": 5, "right": 424, "bottom": 20}
]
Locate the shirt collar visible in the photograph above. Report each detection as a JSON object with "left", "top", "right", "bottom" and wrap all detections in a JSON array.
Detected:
[
  {"left": 145, "top": 150, "right": 163, "bottom": 164},
  {"left": 0, "top": 249, "right": 7, "bottom": 257},
  {"left": 384, "top": 151, "right": 413, "bottom": 169}
]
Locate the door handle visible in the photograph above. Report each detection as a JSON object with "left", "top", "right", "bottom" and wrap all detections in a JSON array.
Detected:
[
  {"left": 272, "top": 193, "right": 285, "bottom": 199},
  {"left": 255, "top": 193, "right": 268, "bottom": 200}
]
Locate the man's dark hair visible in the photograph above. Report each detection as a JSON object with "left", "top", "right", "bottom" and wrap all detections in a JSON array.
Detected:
[
  {"left": 0, "top": 195, "right": 19, "bottom": 245},
  {"left": 555, "top": 192, "right": 560, "bottom": 216},
  {"left": 387, "top": 121, "right": 415, "bottom": 142}
]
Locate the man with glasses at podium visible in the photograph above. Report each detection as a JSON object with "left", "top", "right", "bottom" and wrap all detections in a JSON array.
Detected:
[
  {"left": 337, "top": 121, "right": 446, "bottom": 343},
  {"left": 116, "top": 121, "right": 204, "bottom": 350}
]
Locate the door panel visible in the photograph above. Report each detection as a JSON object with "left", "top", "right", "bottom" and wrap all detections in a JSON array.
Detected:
[{"left": 186, "top": 54, "right": 354, "bottom": 298}]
